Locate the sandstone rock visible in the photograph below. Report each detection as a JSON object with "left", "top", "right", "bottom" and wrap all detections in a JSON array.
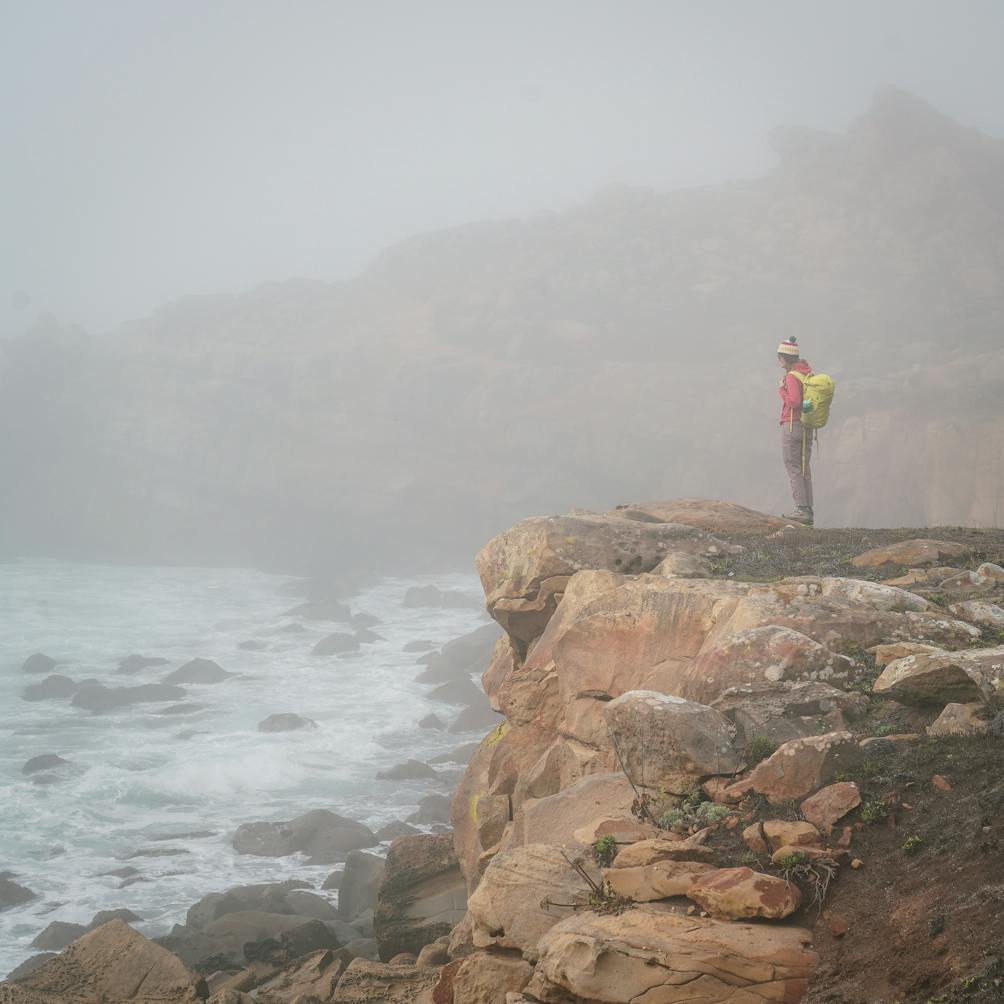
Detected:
[
  {"left": 571, "top": 816, "right": 657, "bottom": 846},
  {"left": 374, "top": 821, "right": 421, "bottom": 842},
  {"left": 770, "top": 845, "right": 841, "bottom": 865},
  {"left": 528, "top": 908, "right": 817, "bottom": 1002},
  {"left": 851, "top": 539, "right": 971, "bottom": 568},
  {"left": 800, "top": 782, "right": 861, "bottom": 833},
  {"left": 687, "top": 866, "right": 802, "bottom": 920},
  {"left": 882, "top": 567, "right": 963, "bottom": 587},
  {"left": 603, "top": 690, "right": 741, "bottom": 790},
  {"left": 949, "top": 600, "right": 1004, "bottom": 629},
  {"left": 376, "top": 759, "right": 438, "bottom": 781},
  {"left": 475, "top": 512, "right": 708, "bottom": 649},
  {"left": 22, "top": 653, "right": 59, "bottom": 674},
  {"left": 23, "top": 675, "right": 79, "bottom": 701},
  {"left": 339, "top": 851, "right": 386, "bottom": 921},
  {"left": 258, "top": 713, "right": 317, "bottom": 732},
  {"left": 873, "top": 647, "right": 1004, "bottom": 706},
  {"left": 467, "top": 844, "right": 596, "bottom": 959},
  {"left": 604, "top": 859, "right": 716, "bottom": 901},
  {"left": 481, "top": 638, "right": 515, "bottom": 712},
  {"left": 253, "top": 948, "right": 342, "bottom": 1002},
  {"left": 652, "top": 551, "right": 713, "bottom": 578},
  {"left": 928, "top": 702, "right": 992, "bottom": 736},
  {"left": 164, "top": 658, "right": 234, "bottom": 684},
  {"left": 0, "top": 876, "right": 36, "bottom": 910},
  {"left": 374, "top": 834, "right": 466, "bottom": 960},
  {"left": 451, "top": 952, "right": 533, "bottom": 1004},
  {"left": 184, "top": 880, "right": 313, "bottom": 930},
  {"left": 330, "top": 958, "right": 439, "bottom": 1003},
  {"left": 869, "top": 641, "right": 945, "bottom": 667},
  {"left": 724, "top": 732, "right": 862, "bottom": 805},
  {"left": 611, "top": 837, "right": 716, "bottom": 868},
  {"left": 977, "top": 562, "right": 1004, "bottom": 583},
  {"left": 232, "top": 810, "right": 376, "bottom": 863},
  {"left": 713, "top": 679, "right": 867, "bottom": 746},
  {"left": 4, "top": 919, "right": 204, "bottom": 1002},
  {"left": 312, "top": 633, "right": 361, "bottom": 656},
  {"left": 742, "top": 820, "right": 822, "bottom": 855},
  {"left": 509, "top": 773, "right": 636, "bottom": 851}
]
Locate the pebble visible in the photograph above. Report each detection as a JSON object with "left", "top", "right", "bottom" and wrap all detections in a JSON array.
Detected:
[{"left": 851, "top": 858, "right": 864, "bottom": 870}]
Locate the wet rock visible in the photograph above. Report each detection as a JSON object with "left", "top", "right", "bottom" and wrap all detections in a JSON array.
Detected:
[
  {"left": 4, "top": 919, "right": 205, "bottom": 1002},
  {"left": 375, "top": 821, "right": 421, "bottom": 841},
  {"left": 338, "top": 851, "right": 386, "bottom": 921},
  {"left": 237, "top": 640, "right": 267, "bottom": 651},
  {"left": 603, "top": 690, "right": 741, "bottom": 791},
  {"left": 232, "top": 810, "right": 376, "bottom": 864},
  {"left": 311, "top": 633, "right": 360, "bottom": 656},
  {"left": 413, "top": 625, "right": 501, "bottom": 685},
  {"left": 403, "top": 585, "right": 480, "bottom": 609},
  {"left": 418, "top": 713, "right": 444, "bottom": 730},
  {"left": 283, "top": 890, "right": 339, "bottom": 921},
  {"left": 374, "top": 834, "right": 467, "bottom": 960},
  {"left": 164, "top": 658, "right": 234, "bottom": 685},
  {"left": 448, "top": 703, "right": 502, "bottom": 734},
  {"left": 377, "top": 759, "right": 438, "bottom": 781},
  {"left": 22, "top": 653, "right": 59, "bottom": 674},
  {"left": 687, "top": 866, "right": 802, "bottom": 920},
  {"left": 403, "top": 640, "right": 435, "bottom": 652},
  {"left": 117, "top": 655, "right": 168, "bottom": 674},
  {"left": 71, "top": 683, "right": 186, "bottom": 713},
  {"left": 429, "top": 742, "right": 480, "bottom": 765},
  {"left": 22, "top": 754, "right": 71, "bottom": 775},
  {"left": 23, "top": 675, "right": 79, "bottom": 701},
  {"left": 406, "top": 794, "right": 452, "bottom": 825},
  {"left": 0, "top": 876, "right": 36, "bottom": 911},
  {"left": 258, "top": 713, "right": 317, "bottom": 733},
  {"left": 283, "top": 599, "right": 352, "bottom": 622},
  {"left": 428, "top": 677, "right": 485, "bottom": 707},
  {"left": 185, "top": 881, "right": 313, "bottom": 930},
  {"left": 88, "top": 908, "right": 143, "bottom": 928},
  {"left": 31, "top": 920, "right": 88, "bottom": 950}
]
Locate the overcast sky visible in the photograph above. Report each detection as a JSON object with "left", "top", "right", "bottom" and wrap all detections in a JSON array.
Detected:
[{"left": 4, "top": 0, "right": 1004, "bottom": 335}]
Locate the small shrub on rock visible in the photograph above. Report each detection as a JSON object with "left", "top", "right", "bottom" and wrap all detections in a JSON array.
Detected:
[{"left": 592, "top": 834, "right": 617, "bottom": 867}]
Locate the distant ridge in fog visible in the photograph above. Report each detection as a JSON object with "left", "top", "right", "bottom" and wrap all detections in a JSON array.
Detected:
[{"left": 2, "top": 87, "right": 1003, "bottom": 572}]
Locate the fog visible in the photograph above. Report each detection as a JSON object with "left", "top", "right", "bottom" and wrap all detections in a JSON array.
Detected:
[{"left": 5, "top": 0, "right": 1004, "bottom": 334}]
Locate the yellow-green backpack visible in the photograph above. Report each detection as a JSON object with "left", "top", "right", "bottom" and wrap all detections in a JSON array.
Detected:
[{"left": 790, "top": 370, "right": 836, "bottom": 429}]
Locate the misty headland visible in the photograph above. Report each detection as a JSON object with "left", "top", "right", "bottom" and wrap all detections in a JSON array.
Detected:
[{"left": 3, "top": 4, "right": 1004, "bottom": 996}]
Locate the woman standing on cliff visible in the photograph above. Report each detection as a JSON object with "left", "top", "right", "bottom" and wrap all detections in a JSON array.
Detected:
[{"left": 777, "top": 337, "right": 814, "bottom": 526}]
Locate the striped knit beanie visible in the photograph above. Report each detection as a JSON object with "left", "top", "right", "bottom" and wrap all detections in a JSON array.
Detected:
[{"left": 777, "top": 337, "right": 800, "bottom": 357}]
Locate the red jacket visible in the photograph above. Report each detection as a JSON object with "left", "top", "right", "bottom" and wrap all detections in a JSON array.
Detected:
[{"left": 779, "top": 360, "right": 812, "bottom": 425}]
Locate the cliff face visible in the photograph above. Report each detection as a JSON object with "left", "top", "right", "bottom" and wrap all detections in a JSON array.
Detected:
[
  {"left": 2, "top": 87, "right": 1002, "bottom": 570},
  {"left": 444, "top": 499, "right": 1004, "bottom": 1004}
]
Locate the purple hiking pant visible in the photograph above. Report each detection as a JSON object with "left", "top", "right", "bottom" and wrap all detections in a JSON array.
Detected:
[{"left": 782, "top": 421, "right": 813, "bottom": 509}]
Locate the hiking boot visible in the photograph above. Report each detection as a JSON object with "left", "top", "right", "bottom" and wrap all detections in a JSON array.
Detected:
[{"left": 783, "top": 506, "right": 814, "bottom": 526}]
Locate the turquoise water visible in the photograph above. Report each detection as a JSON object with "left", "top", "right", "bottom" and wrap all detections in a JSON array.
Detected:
[{"left": 0, "top": 559, "right": 486, "bottom": 975}]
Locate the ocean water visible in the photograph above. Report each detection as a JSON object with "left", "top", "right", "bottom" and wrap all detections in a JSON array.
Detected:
[{"left": 0, "top": 559, "right": 489, "bottom": 976}]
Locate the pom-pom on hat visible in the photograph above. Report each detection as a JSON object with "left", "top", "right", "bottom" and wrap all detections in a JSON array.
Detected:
[{"left": 777, "top": 337, "right": 800, "bottom": 357}]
